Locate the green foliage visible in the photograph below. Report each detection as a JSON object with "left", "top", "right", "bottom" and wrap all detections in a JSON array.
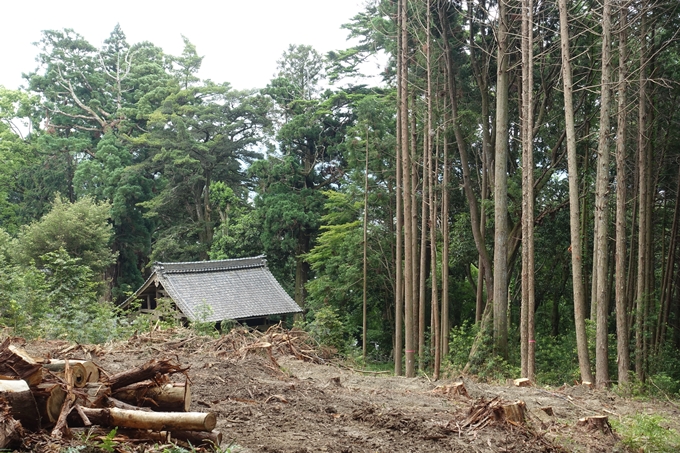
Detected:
[
  {"left": 446, "top": 321, "right": 518, "bottom": 382},
  {"left": 136, "top": 80, "right": 271, "bottom": 262},
  {"left": 612, "top": 414, "right": 680, "bottom": 453},
  {"left": 302, "top": 305, "right": 351, "bottom": 354},
  {"left": 38, "top": 248, "right": 119, "bottom": 343},
  {"left": 190, "top": 303, "right": 219, "bottom": 337},
  {"left": 17, "top": 195, "right": 117, "bottom": 278},
  {"left": 534, "top": 332, "right": 582, "bottom": 386},
  {"left": 74, "top": 133, "right": 155, "bottom": 301},
  {"left": 98, "top": 428, "right": 117, "bottom": 453}
]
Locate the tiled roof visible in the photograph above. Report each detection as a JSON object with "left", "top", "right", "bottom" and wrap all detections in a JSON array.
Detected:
[{"left": 128, "top": 256, "right": 302, "bottom": 322}]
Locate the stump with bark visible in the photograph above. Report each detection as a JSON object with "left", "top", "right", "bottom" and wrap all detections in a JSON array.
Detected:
[{"left": 577, "top": 415, "right": 613, "bottom": 434}]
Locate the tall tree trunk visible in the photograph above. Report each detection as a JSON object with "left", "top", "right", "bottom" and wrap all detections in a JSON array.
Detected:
[
  {"left": 520, "top": 0, "right": 536, "bottom": 382},
  {"left": 594, "top": 0, "right": 613, "bottom": 388},
  {"left": 614, "top": 1, "right": 631, "bottom": 389},
  {"left": 426, "top": 3, "right": 440, "bottom": 379},
  {"left": 394, "top": 0, "right": 405, "bottom": 377},
  {"left": 399, "top": 0, "right": 416, "bottom": 378},
  {"left": 558, "top": 0, "right": 594, "bottom": 383},
  {"left": 635, "top": 7, "right": 650, "bottom": 382},
  {"left": 493, "top": 0, "right": 510, "bottom": 360},
  {"left": 441, "top": 118, "right": 450, "bottom": 358},
  {"left": 410, "top": 102, "right": 420, "bottom": 357},
  {"left": 418, "top": 129, "right": 428, "bottom": 372},
  {"left": 363, "top": 129, "right": 369, "bottom": 362}
]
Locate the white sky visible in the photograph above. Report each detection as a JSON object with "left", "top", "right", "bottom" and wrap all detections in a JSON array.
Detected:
[{"left": 1, "top": 0, "right": 375, "bottom": 91}]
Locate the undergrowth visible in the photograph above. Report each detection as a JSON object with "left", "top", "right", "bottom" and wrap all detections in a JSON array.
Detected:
[{"left": 612, "top": 414, "right": 680, "bottom": 453}]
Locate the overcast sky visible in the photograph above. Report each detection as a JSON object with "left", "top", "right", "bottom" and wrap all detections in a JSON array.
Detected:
[{"left": 1, "top": 0, "right": 375, "bottom": 91}]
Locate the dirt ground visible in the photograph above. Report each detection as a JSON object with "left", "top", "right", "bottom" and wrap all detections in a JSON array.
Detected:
[{"left": 14, "top": 328, "right": 680, "bottom": 452}]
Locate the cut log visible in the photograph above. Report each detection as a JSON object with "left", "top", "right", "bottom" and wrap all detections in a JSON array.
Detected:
[
  {"left": 0, "top": 340, "right": 43, "bottom": 386},
  {"left": 499, "top": 401, "right": 526, "bottom": 424},
  {"left": 74, "top": 383, "right": 110, "bottom": 408},
  {"left": 44, "top": 360, "right": 100, "bottom": 385},
  {"left": 104, "top": 359, "right": 186, "bottom": 391},
  {"left": 513, "top": 378, "right": 532, "bottom": 387},
  {"left": 113, "top": 381, "right": 191, "bottom": 412},
  {"left": 32, "top": 382, "right": 66, "bottom": 424},
  {"left": 79, "top": 407, "right": 216, "bottom": 432},
  {"left": 0, "top": 379, "right": 41, "bottom": 431},
  {"left": 51, "top": 392, "right": 76, "bottom": 439},
  {"left": 104, "top": 396, "right": 152, "bottom": 412},
  {"left": 43, "top": 362, "right": 89, "bottom": 388},
  {"left": 577, "top": 415, "right": 612, "bottom": 434}
]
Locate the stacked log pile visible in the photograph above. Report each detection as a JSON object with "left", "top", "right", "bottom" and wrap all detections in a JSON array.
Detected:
[{"left": 0, "top": 339, "right": 220, "bottom": 450}]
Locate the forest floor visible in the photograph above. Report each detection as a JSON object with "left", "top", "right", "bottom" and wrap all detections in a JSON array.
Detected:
[{"left": 16, "top": 327, "right": 680, "bottom": 453}]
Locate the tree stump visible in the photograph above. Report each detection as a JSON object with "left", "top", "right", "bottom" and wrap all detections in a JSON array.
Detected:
[
  {"left": 433, "top": 382, "right": 468, "bottom": 398},
  {"left": 513, "top": 378, "right": 532, "bottom": 387},
  {"left": 577, "top": 415, "right": 612, "bottom": 434},
  {"left": 496, "top": 400, "right": 526, "bottom": 424}
]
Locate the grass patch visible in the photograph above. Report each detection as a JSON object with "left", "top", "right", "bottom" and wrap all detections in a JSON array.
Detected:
[{"left": 612, "top": 413, "right": 680, "bottom": 453}]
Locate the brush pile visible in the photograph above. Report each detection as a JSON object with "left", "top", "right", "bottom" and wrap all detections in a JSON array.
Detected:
[{"left": 0, "top": 338, "right": 220, "bottom": 450}]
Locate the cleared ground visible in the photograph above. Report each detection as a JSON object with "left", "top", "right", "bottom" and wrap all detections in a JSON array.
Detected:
[{"left": 15, "top": 328, "right": 680, "bottom": 452}]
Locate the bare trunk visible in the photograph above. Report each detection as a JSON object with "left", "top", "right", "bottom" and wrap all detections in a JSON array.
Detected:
[
  {"left": 399, "top": 0, "right": 415, "bottom": 378},
  {"left": 558, "top": 0, "right": 594, "bottom": 383},
  {"left": 395, "top": 44, "right": 404, "bottom": 376},
  {"left": 418, "top": 135, "right": 428, "bottom": 372},
  {"left": 493, "top": 0, "right": 510, "bottom": 359},
  {"left": 614, "top": 1, "right": 631, "bottom": 388},
  {"left": 635, "top": 9, "right": 649, "bottom": 382},
  {"left": 520, "top": 0, "right": 536, "bottom": 382},
  {"left": 441, "top": 119, "right": 451, "bottom": 358},
  {"left": 363, "top": 129, "right": 369, "bottom": 362},
  {"left": 594, "top": 0, "right": 613, "bottom": 388},
  {"left": 425, "top": 10, "right": 439, "bottom": 377}
]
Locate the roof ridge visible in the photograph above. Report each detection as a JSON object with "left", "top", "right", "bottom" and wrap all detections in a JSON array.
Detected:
[{"left": 155, "top": 256, "right": 267, "bottom": 274}]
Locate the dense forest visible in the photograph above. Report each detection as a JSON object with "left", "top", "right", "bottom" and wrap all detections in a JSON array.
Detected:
[{"left": 1, "top": 0, "right": 679, "bottom": 392}]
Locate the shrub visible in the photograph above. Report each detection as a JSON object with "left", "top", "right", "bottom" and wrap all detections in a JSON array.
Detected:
[{"left": 303, "top": 305, "right": 350, "bottom": 354}]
